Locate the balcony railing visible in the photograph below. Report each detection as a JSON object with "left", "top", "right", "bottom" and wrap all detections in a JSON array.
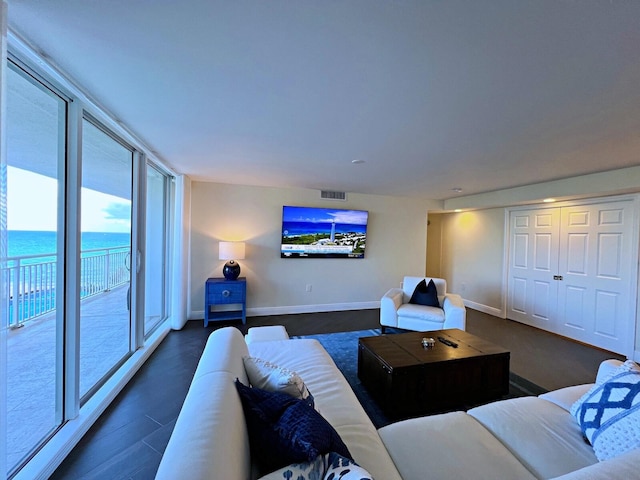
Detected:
[{"left": 5, "top": 246, "right": 130, "bottom": 328}]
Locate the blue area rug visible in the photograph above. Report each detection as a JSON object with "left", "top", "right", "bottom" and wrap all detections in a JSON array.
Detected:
[{"left": 296, "top": 329, "right": 547, "bottom": 428}]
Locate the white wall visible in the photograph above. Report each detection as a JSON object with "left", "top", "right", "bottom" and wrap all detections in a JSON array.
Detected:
[
  {"left": 436, "top": 209, "right": 505, "bottom": 316},
  {"left": 189, "top": 181, "right": 436, "bottom": 318},
  {"left": 425, "top": 213, "right": 442, "bottom": 278}
]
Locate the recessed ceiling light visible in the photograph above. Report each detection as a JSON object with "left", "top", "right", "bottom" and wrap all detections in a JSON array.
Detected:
[
  {"left": 543, "top": 198, "right": 556, "bottom": 203},
  {"left": 352, "top": 159, "right": 365, "bottom": 164},
  {"left": 452, "top": 187, "right": 463, "bottom": 193}
]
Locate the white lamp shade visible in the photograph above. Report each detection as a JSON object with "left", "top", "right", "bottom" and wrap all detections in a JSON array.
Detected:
[{"left": 219, "top": 241, "right": 246, "bottom": 261}]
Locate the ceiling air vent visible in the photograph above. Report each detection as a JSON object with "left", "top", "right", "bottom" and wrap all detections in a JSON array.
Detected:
[{"left": 320, "top": 190, "right": 347, "bottom": 201}]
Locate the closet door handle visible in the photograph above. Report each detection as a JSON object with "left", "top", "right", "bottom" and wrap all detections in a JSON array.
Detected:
[{"left": 553, "top": 275, "right": 563, "bottom": 281}]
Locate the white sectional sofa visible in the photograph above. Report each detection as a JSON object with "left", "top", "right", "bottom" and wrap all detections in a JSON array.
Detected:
[{"left": 155, "top": 326, "right": 640, "bottom": 480}]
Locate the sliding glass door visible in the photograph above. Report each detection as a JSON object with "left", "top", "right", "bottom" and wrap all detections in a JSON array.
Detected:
[
  {"left": 4, "top": 62, "right": 66, "bottom": 475},
  {"left": 144, "top": 164, "right": 170, "bottom": 336},
  {"left": 79, "top": 119, "right": 134, "bottom": 401},
  {"left": 2, "top": 58, "right": 176, "bottom": 478},
  {"left": 1, "top": 37, "right": 177, "bottom": 476}
]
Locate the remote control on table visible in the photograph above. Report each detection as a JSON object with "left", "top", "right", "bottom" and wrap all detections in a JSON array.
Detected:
[{"left": 437, "top": 336, "right": 458, "bottom": 348}]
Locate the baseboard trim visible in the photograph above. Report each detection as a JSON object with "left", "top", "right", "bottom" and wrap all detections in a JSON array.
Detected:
[
  {"left": 249, "top": 301, "right": 381, "bottom": 317},
  {"left": 190, "top": 301, "right": 381, "bottom": 320},
  {"left": 463, "top": 299, "right": 504, "bottom": 318},
  {"left": 192, "top": 299, "right": 505, "bottom": 320}
]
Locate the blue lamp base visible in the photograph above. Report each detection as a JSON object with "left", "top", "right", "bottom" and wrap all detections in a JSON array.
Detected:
[{"left": 223, "top": 260, "right": 241, "bottom": 280}]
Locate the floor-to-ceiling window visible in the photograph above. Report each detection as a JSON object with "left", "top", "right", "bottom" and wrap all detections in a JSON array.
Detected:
[
  {"left": 144, "top": 164, "right": 171, "bottom": 336},
  {"left": 79, "top": 118, "right": 134, "bottom": 402},
  {"left": 1, "top": 51, "right": 175, "bottom": 478},
  {"left": 4, "top": 62, "right": 67, "bottom": 476}
]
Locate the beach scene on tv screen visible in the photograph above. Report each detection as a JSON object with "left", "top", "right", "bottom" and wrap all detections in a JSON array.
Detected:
[{"left": 281, "top": 206, "right": 368, "bottom": 258}]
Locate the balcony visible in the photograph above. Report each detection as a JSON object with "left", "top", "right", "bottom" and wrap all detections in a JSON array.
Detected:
[{"left": 5, "top": 247, "right": 131, "bottom": 472}]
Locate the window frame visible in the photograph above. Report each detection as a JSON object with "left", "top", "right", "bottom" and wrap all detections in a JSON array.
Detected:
[{"left": 3, "top": 32, "right": 176, "bottom": 480}]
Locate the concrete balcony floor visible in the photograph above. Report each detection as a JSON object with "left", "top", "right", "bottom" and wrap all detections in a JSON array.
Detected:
[{"left": 7, "top": 284, "right": 131, "bottom": 471}]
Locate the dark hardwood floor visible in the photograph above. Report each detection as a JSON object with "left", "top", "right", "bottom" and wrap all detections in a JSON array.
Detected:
[{"left": 50, "top": 308, "right": 625, "bottom": 479}]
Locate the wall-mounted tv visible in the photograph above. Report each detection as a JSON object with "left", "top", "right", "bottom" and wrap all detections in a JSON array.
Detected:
[{"left": 281, "top": 205, "right": 368, "bottom": 258}]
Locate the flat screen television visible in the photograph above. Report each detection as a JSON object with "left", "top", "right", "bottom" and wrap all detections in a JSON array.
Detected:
[{"left": 281, "top": 205, "right": 368, "bottom": 258}]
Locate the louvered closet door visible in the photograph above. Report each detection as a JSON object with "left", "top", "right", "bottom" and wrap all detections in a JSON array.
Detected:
[
  {"left": 557, "top": 201, "right": 635, "bottom": 354},
  {"left": 507, "top": 208, "right": 560, "bottom": 331}
]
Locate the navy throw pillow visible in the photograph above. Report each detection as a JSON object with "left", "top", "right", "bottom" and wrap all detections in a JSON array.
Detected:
[
  {"left": 409, "top": 278, "right": 441, "bottom": 308},
  {"left": 234, "top": 379, "right": 352, "bottom": 472}
]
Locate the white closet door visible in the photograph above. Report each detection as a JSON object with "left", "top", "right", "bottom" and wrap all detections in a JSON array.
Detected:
[
  {"left": 557, "top": 201, "right": 635, "bottom": 354},
  {"left": 508, "top": 208, "right": 560, "bottom": 331}
]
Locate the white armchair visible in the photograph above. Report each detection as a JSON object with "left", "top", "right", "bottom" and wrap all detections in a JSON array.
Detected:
[{"left": 380, "top": 276, "right": 466, "bottom": 333}]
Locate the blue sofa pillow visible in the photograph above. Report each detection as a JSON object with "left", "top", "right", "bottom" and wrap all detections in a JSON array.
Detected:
[
  {"left": 235, "top": 380, "right": 352, "bottom": 472},
  {"left": 409, "top": 278, "right": 441, "bottom": 308}
]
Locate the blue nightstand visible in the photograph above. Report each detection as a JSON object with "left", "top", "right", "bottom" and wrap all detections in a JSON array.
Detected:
[{"left": 204, "top": 277, "right": 247, "bottom": 327}]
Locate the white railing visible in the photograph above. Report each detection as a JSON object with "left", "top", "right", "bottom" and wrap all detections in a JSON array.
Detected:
[{"left": 6, "top": 246, "right": 130, "bottom": 328}]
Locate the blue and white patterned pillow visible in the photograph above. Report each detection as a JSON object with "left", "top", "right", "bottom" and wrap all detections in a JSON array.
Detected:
[
  {"left": 570, "top": 360, "right": 639, "bottom": 417},
  {"left": 572, "top": 366, "right": 640, "bottom": 461},
  {"left": 243, "top": 356, "right": 314, "bottom": 408},
  {"left": 258, "top": 454, "right": 325, "bottom": 480},
  {"left": 324, "top": 452, "right": 373, "bottom": 479},
  {"left": 259, "top": 452, "right": 373, "bottom": 480}
]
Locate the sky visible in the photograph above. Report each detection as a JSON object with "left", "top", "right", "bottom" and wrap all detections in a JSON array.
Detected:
[
  {"left": 283, "top": 205, "right": 368, "bottom": 225},
  {"left": 7, "top": 166, "right": 131, "bottom": 233}
]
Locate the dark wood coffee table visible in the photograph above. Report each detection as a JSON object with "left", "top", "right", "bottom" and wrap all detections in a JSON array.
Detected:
[{"left": 357, "top": 328, "right": 510, "bottom": 418}]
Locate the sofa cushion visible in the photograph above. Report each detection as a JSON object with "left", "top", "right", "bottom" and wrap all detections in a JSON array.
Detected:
[
  {"left": 243, "top": 356, "right": 314, "bottom": 407},
  {"left": 245, "top": 325, "right": 290, "bottom": 344},
  {"left": 379, "top": 411, "right": 536, "bottom": 480},
  {"left": 258, "top": 452, "right": 373, "bottom": 480},
  {"left": 468, "top": 397, "right": 597, "bottom": 479},
  {"left": 235, "top": 380, "right": 351, "bottom": 473},
  {"left": 572, "top": 367, "right": 640, "bottom": 461},
  {"left": 397, "top": 303, "right": 445, "bottom": 322},
  {"left": 409, "top": 278, "right": 441, "bottom": 308}
]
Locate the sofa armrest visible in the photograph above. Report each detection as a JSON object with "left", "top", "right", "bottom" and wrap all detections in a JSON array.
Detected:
[
  {"left": 595, "top": 359, "right": 624, "bottom": 384},
  {"left": 550, "top": 447, "right": 640, "bottom": 480},
  {"left": 539, "top": 384, "right": 592, "bottom": 412},
  {"left": 156, "top": 372, "right": 250, "bottom": 480},
  {"left": 380, "top": 288, "right": 403, "bottom": 327},
  {"left": 442, "top": 293, "right": 466, "bottom": 330}
]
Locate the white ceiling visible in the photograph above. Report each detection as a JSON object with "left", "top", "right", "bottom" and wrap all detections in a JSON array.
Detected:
[{"left": 7, "top": 0, "right": 640, "bottom": 200}]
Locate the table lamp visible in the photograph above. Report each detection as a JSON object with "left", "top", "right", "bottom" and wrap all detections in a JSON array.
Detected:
[{"left": 219, "top": 241, "right": 245, "bottom": 280}]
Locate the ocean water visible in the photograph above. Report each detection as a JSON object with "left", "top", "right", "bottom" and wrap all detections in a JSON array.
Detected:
[
  {"left": 6, "top": 230, "right": 131, "bottom": 323},
  {"left": 8, "top": 230, "right": 130, "bottom": 258}
]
